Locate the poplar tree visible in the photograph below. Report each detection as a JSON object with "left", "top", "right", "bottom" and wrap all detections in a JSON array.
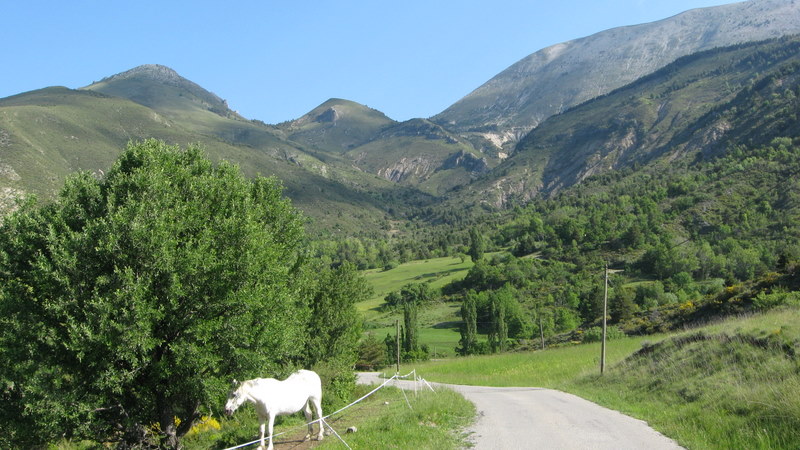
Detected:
[
  {"left": 402, "top": 297, "right": 419, "bottom": 355},
  {"left": 488, "top": 292, "right": 508, "bottom": 353},
  {"left": 468, "top": 227, "right": 485, "bottom": 262},
  {"left": 458, "top": 290, "right": 479, "bottom": 355}
]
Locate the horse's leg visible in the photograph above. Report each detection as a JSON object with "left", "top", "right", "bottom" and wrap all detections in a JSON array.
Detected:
[
  {"left": 313, "top": 397, "right": 324, "bottom": 441},
  {"left": 257, "top": 415, "right": 266, "bottom": 450},
  {"left": 303, "top": 400, "right": 313, "bottom": 440},
  {"left": 266, "top": 413, "right": 275, "bottom": 450}
]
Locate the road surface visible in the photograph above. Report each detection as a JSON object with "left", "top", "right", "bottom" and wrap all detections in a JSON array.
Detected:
[{"left": 356, "top": 372, "right": 684, "bottom": 450}]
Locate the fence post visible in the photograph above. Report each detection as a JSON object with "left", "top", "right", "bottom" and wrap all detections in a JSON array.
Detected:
[{"left": 395, "top": 319, "right": 400, "bottom": 374}]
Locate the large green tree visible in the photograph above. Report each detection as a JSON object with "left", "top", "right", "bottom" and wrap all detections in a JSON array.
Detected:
[{"left": 0, "top": 140, "right": 318, "bottom": 447}]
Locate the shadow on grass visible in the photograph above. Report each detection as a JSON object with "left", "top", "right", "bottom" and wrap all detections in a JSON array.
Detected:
[{"left": 432, "top": 321, "right": 462, "bottom": 330}]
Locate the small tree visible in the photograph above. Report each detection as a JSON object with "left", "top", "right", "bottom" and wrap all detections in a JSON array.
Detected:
[
  {"left": 305, "top": 262, "right": 370, "bottom": 366},
  {"left": 488, "top": 292, "right": 508, "bottom": 353},
  {"left": 304, "top": 262, "right": 371, "bottom": 408},
  {"left": 356, "top": 333, "right": 386, "bottom": 371},
  {"left": 468, "top": 227, "right": 485, "bottom": 262}
]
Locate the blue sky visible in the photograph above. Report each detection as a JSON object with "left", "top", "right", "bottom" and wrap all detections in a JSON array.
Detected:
[{"left": 3, "top": 0, "right": 737, "bottom": 124}]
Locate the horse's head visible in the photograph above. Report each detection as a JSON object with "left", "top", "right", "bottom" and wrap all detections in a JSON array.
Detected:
[{"left": 224, "top": 379, "right": 246, "bottom": 416}]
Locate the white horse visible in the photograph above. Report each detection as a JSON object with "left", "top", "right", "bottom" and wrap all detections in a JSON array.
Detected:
[{"left": 224, "top": 369, "right": 324, "bottom": 450}]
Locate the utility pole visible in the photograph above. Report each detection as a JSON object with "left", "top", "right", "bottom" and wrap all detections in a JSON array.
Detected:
[
  {"left": 601, "top": 262, "right": 608, "bottom": 375},
  {"left": 395, "top": 319, "right": 400, "bottom": 374}
]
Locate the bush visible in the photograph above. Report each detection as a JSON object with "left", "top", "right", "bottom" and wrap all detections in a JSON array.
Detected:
[
  {"left": 312, "top": 360, "right": 356, "bottom": 412},
  {"left": 356, "top": 333, "right": 387, "bottom": 371},
  {"left": 753, "top": 290, "right": 800, "bottom": 309}
]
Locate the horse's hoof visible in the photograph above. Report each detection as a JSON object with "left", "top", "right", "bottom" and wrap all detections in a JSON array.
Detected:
[
  {"left": 303, "top": 434, "right": 311, "bottom": 441},
  {"left": 317, "top": 434, "right": 324, "bottom": 441}
]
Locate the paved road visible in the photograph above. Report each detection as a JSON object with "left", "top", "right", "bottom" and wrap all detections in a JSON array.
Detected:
[{"left": 356, "top": 373, "right": 684, "bottom": 450}]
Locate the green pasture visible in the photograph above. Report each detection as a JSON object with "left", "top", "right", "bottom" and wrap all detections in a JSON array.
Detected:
[
  {"left": 360, "top": 256, "right": 473, "bottom": 356},
  {"left": 408, "top": 333, "right": 656, "bottom": 386},
  {"left": 361, "top": 256, "right": 472, "bottom": 311}
]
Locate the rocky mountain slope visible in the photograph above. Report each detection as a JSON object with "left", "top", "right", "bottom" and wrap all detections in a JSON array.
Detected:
[
  {"left": 452, "top": 35, "right": 800, "bottom": 208},
  {"left": 278, "top": 100, "right": 500, "bottom": 195},
  {"left": 432, "top": 0, "right": 800, "bottom": 149}
]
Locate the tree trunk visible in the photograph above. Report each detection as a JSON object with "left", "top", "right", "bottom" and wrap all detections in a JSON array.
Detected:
[{"left": 158, "top": 397, "right": 181, "bottom": 449}]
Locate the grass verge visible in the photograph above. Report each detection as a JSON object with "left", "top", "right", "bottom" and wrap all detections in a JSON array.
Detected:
[
  {"left": 563, "top": 307, "right": 800, "bottom": 449},
  {"left": 180, "top": 384, "right": 475, "bottom": 449},
  {"left": 408, "top": 334, "right": 657, "bottom": 386}
]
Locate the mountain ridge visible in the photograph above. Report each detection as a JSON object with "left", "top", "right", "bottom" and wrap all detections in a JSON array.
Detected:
[
  {"left": 5, "top": 1, "right": 800, "bottom": 238},
  {"left": 0, "top": 77, "right": 407, "bottom": 236},
  {"left": 450, "top": 35, "right": 800, "bottom": 208},
  {"left": 433, "top": 0, "right": 800, "bottom": 148}
]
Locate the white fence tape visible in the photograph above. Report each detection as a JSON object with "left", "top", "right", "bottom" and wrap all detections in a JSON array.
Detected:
[{"left": 222, "top": 370, "right": 422, "bottom": 450}]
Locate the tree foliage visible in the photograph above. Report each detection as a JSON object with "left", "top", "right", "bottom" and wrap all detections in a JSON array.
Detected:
[
  {"left": 304, "top": 262, "right": 371, "bottom": 408},
  {"left": 305, "top": 262, "right": 369, "bottom": 367},
  {"left": 0, "top": 140, "right": 361, "bottom": 447}
]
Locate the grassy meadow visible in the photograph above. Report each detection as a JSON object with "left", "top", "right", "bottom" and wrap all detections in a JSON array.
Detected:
[{"left": 360, "top": 256, "right": 473, "bottom": 357}]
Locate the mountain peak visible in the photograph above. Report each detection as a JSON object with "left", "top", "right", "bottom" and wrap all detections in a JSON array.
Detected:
[
  {"left": 278, "top": 98, "right": 395, "bottom": 153},
  {"left": 433, "top": 0, "right": 800, "bottom": 147},
  {"left": 99, "top": 64, "right": 185, "bottom": 85},
  {"left": 85, "top": 64, "right": 236, "bottom": 118},
  {"left": 289, "top": 98, "right": 394, "bottom": 126}
]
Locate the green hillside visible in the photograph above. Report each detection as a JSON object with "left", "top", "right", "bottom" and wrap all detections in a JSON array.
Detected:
[
  {"left": 0, "top": 78, "right": 408, "bottom": 237},
  {"left": 360, "top": 256, "right": 474, "bottom": 357},
  {"left": 0, "top": 87, "right": 189, "bottom": 199},
  {"left": 278, "top": 98, "right": 396, "bottom": 154}
]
